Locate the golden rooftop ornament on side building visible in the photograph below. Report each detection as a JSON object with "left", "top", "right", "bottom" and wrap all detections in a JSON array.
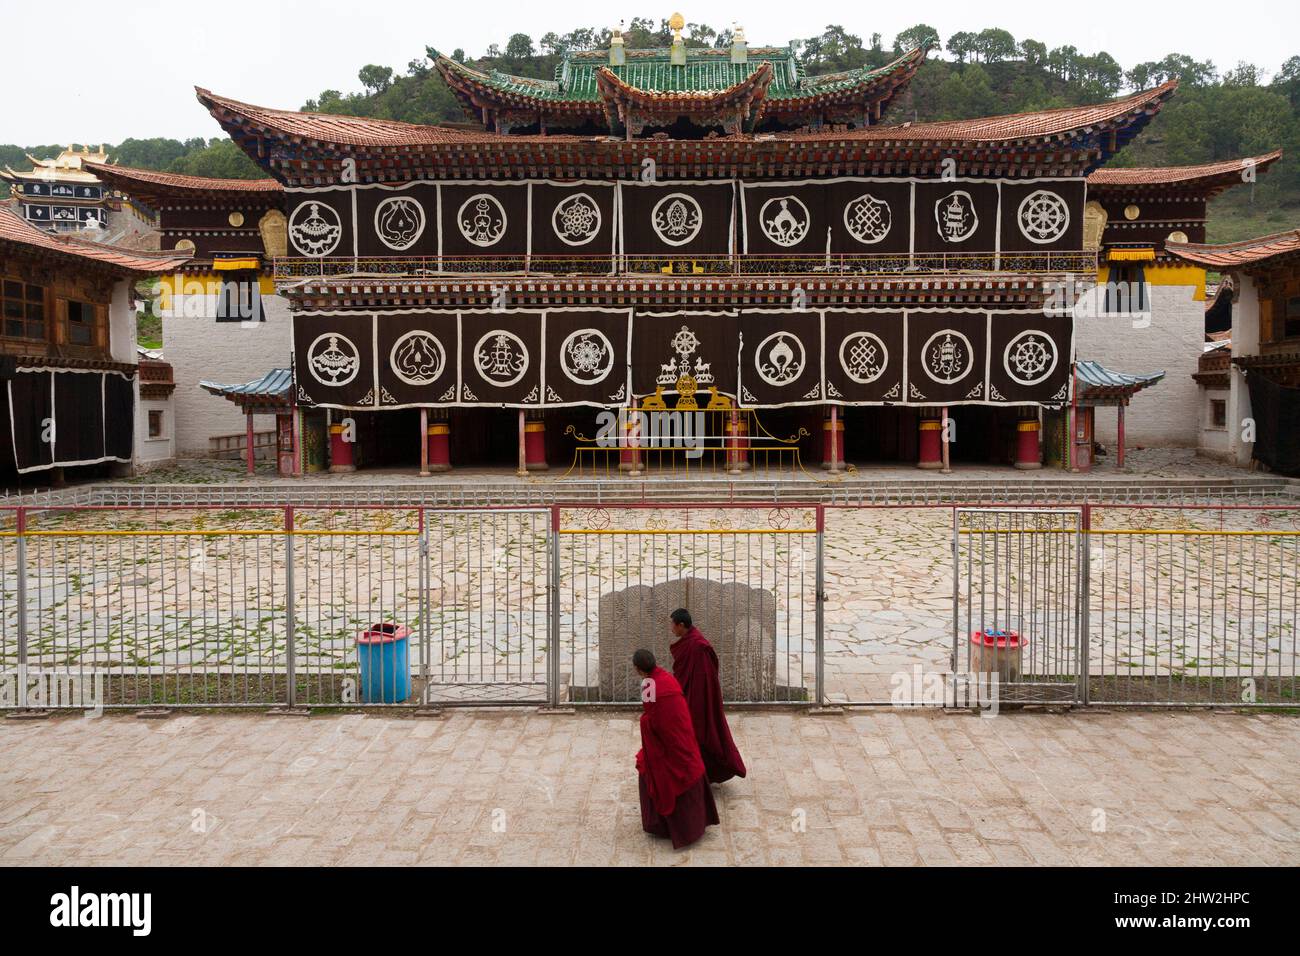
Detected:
[
  {"left": 731, "top": 22, "right": 747, "bottom": 64},
  {"left": 609, "top": 20, "right": 626, "bottom": 65},
  {"left": 669, "top": 11, "right": 686, "bottom": 65}
]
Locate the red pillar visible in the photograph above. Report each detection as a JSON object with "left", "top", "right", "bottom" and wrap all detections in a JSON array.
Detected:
[
  {"left": 419, "top": 408, "right": 429, "bottom": 477},
  {"left": 1014, "top": 416, "right": 1042, "bottom": 470},
  {"left": 725, "top": 411, "right": 749, "bottom": 473},
  {"left": 426, "top": 419, "right": 451, "bottom": 473},
  {"left": 918, "top": 416, "right": 942, "bottom": 469},
  {"left": 329, "top": 421, "right": 355, "bottom": 472},
  {"left": 525, "top": 416, "right": 548, "bottom": 471},
  {"left": 620, "top": 409, "right": 643, "bottom": 474},
  {"left": 1117, "top": 404, "right": 1126, "bottom": 469},
  {"left": 245, "top": 410, "right": 255, "bottom": 475},
  {"left": 822, "top": 408, "right": 844, "bottom": 471}
]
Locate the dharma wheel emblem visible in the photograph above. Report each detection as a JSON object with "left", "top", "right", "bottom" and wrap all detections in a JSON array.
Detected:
[
  {"left": 922, "top": 329, "right": 974, "bottom": 384},
  {"left": 1004, "top": 330, "right": 1057, "bottom": 386},
  {"left": 374, "top": 196, "right": 426, "bottom": 251},
  {"left": 289, "top": 201, "right": 343, "bottom": 257},
  {"left": 935, "top": 190, "right": 979, "bottom": 243},
  {"left": 843, "top": 194, "right": 892, "bottom": 245},
  {"left": 651, "top": 193, "right": 703, "bottom": 246},
  {"left": 307, "top": 333, "right": 359, "bottom": 386},
  {"left": 1017, "top": 190, "right": 1070, "bottom": 245},
  {"left": 656, "top": 325, "right": 714, "bottom": 388},
  {"left": 389, "top": 330, "right": 445, "bottom": 386},
  {"left": 759, "top": 196, "right": 811, "bottom": 247},
  {"left": 458, "top": 194, "right": 508, "bottom": 247},
  {"left": 560, "top": 328, "right": 614, "bottom": 385},
  {"left": 755, "top": 331, "right": 806, "bottom": 386},
  {"left": 839, "top": 331, "right": 888, "bottom": 384},
  {"left": 474, "top": 330, "right": 529, "bottom": 386},
  {"left": 552, "top": 193, "right": 602, "bottom": 246}
]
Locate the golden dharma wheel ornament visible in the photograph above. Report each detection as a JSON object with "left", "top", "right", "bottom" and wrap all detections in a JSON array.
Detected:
[
  {"left": 228, "top": 211, "right": 245, "bottom": 227},
  {"left": 1167, "top": 230, "right": 1189, "bottom": 244},
  {"left": 1123, "top": 204, "right": 1140, "bottom": 221}
]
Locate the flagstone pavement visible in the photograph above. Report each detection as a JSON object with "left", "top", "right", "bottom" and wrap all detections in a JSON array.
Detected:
[{"left": 2, "top": 709, "right": 1297, "bottom": 866}]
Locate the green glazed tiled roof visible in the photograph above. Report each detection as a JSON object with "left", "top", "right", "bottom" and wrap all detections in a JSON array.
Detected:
[{"left": 436, "top": 46, "right": 919, "bottom": 104}]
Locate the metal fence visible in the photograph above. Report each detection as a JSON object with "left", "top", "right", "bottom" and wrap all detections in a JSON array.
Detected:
[{"left": 2, "top": 499, "right": 1297, "bottom": 711}]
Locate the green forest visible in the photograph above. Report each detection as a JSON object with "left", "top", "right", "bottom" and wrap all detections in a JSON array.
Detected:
[{"left": 4, "top": 20, "right": 1297, "bottom": 241}]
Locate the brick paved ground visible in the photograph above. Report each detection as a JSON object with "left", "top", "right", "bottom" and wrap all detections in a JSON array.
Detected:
[{"left": 2, "top": 709, "right": 1297, "bottom": 866}]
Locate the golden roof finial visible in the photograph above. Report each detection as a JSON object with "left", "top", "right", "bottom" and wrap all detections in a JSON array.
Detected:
[{"left": 668, "top": 11, "right": 685, "bottom": 39}]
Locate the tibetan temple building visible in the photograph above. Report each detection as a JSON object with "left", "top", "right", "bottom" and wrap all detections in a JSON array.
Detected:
[
  {"left": 191, "top": 25, "right": 1186, "bottom": 475},
  {"left": 1, "top": 145, "right": 114, "bottom": 233}
]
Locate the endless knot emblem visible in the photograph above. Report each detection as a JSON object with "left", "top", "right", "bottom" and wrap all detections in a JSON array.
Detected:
[
  {"left": 560, "top": 328, "right": 614, "bottom": 385},
  {"left": 552, "top": 193, "right": 602, "bottom": 246},
  {"left": 1003, "top": 330, "right": 1058, "bottom": 386},
  {"left": 474, "top": 330, "right": 529, "bottom": 386},
  {"left": 651, "top": 193, "right": 703, "bottom": 246},
  {"left": 1017, "top": 190, "right": 1070, "bottom": 244},
  {"left": 839, "top": 331, "right": 888, "bottom": 384},
  {"left": 458, "top": 194, "right": 508, "bottom": 247},
  {"left": 656, "top": 325, "right": 713, "bottom": 388},
  {"left": 759, "top": 196, "right": 810, "bottom": 247},
  {"left": 289, "top": 201, "right": 342, "bottom": 257},
  {"left": 755, "top": 331, "right": 805, "bottom": 387},
  {"left": 922, "top": 329, "right": 974, "bottom": 384},
  {"left": 307, "top": 333, "right": 359, "bottom": 386},
  {"left": 843, "top": 194, "right": 892, "bottom": 245},
  {"left": 374, "top": 196, "right": 426, "bottom": 251},
  {"left": 935, "top": 190, "right": 979, "bottom": 243},
  {"left": 389, "top": 330, "right": 445, "bottom": 386}
]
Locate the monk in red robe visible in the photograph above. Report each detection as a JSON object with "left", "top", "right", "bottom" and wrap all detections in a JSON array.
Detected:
[
  {"left": 633, "top": 649, "right": 719, "bottom": 849},
  {"left": 669, "top": 608, "right": 747, "bottom": 784}
]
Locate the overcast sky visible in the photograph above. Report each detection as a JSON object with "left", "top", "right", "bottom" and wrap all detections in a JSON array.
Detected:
[{"left": 2, "top": 0, "right": 1297, "bottom": 144}]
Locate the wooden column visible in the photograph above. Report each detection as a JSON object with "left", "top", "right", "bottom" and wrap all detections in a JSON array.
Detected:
[
  {"left": 419, "top": 408, "right": 430, "bottom": 477},
  {"left": 517, "top": 409, "right": 527, "bottom": 477},
  {"left": 245, "top": 410, "right": 255, "bottom": 476},
  {"left": 1117, "top": 404, "right": 1126, "bottom": 469},
  {"left": 940, "top": 406, "right": 951, "bottom": 474}
]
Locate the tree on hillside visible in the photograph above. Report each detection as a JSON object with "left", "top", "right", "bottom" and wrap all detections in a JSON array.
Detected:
[
  {"left": 946, "top": 31, "right": 975, "bottom": 64},
  {"left": 893, "top": 24, "right": 939, "bottom": 54},
  {"left": 973, "top": 28, "right": 1017, "bottom": 64},
  {"left": 358, "top": 65, "right": 394, "bottom": 95},
  {"left": 1019, "top": 39, "right": 1047, "bottom": 68}
]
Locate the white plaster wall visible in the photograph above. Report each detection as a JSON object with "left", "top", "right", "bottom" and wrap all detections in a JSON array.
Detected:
[
  {"left": 1197, "top": 387, "right": 1230, "bottom": 458},
  {"left": 136, "top": 396, "right": 175, "bottom": 465},
  {"left": 1072, "top": 283, "right": 1204, "bottom": 447},
  {"left": 1229, "top": 277, "right": 1260, "bottom": 467},
  {"left": 162, "top": 292, "right": 293, "bottom": 455},
  {"left": 108, "top": 280, "right": 138, "bottom": 364}
]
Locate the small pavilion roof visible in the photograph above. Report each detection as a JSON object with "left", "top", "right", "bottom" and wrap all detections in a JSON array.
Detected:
[
  {"left": 199, "top": 368, "right": 292, "bottom": 409},
  {"left": 1076, "top": 360, "right": 1165, "bottom": 400},
  {"left": 1088, "top": 150, "right": 1282, "bottom": 198},
  {"left": 83, "top": 162, "right": 281, "bottom": 204},
  {"left": 1166, "top": 229, "right": 1300, "bottom": 271}
]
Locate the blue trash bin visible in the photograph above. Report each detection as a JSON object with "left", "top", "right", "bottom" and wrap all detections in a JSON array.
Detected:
[{"left": 355, "top": 624, "right": 412, "bottom": 703}]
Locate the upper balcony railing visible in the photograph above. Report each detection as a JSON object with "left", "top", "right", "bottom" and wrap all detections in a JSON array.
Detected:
[{"left": 271, "top": 250, "right": 1099, "bottom": 282}]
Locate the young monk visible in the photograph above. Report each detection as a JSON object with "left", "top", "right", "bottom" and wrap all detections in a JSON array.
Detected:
[
  {"left": 668, "top": 608, "right": 747, "bottom": 784},
  {"left": 633, "top": 648, "right": 719, "bottom": 849}
]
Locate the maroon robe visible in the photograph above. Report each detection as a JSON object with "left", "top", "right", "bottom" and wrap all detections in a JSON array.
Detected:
[
  {"left": 635, "top": 666, "right": 719, "bottom": 849},
  {"left": 671, "top": 626, "right": 747, "bottom": 784}
]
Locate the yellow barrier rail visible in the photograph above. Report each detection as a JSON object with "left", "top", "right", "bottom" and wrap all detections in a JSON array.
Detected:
[
  {"left": 958, "top": 528, "right": 1300, "bottom": 537},
  {"left": 560, "top": 528, "right": 816, "bottom": 535},
  {"left": 1, "top": 530, "right": 420, "bottom": 538}
]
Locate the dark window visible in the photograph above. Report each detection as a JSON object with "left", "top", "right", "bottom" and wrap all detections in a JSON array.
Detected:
[
  {"left": 67, "top": 300, "right": 97, "bottom": 345},
  {"left": 1105, "top": 263, "right": 1148, "bottom": 314},
  {"left": 2, "top": 278, "right": 46, "bottom": 340},
  {"left": 1284, "top": 295, "right": 1300, "bottom": 340},
  {"left": 148, "top": 409, "right": 164, "bottom": 438},
  {"left": 1211, "top": 400, "right": 1226, "bottom": 428}
]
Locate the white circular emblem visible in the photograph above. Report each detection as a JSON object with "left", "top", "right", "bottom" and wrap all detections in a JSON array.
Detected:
[
  {"left": 389, "top": 330, "right": 445, "bottom": 386},
  {"left": 307, "top": 333, "right": 359, "bottom": 386},
  {"left": 1003, "top": 330, "right": 1058, "bottom": 386},
  {"left": 560, "top": 328, "right": 614, "bottom": 385},
  {"left": 474, "top": 330, "right": 529, "bottom": 386},
  {"left": 935, "top": 190, "right": 979, "bottom": 243},
  {"left": 374, "top": 196, "right": 426, "bottom": 251},
  {"left": 552, "top": 193, "right": 602, "bottom": 246},
  {"left": 1017, "top": 190, "right": 1070, "bottom": 245},
  {"left": 754, "top": 331, "right": 805, "bottom": 386},
  {"left": 759, "top": 196, "right": 811, "bottom": 247},
  {"left": 651, "top": 193, "right": 703, "bottom": 246},
  {"left": 289, "top": 201, "right": 342, "bottom": 257},
  {"left": 839, "top": 331, "right": 888, "bottom": 384},
  {"left": 843, "top": 194, "right": 892, "bottom": 245},
  {"left": 458, "top": 194, "right": 508, "bottom": 247},
  {"left": 922, "top": 329, "right": 975, "bottom": 384}
]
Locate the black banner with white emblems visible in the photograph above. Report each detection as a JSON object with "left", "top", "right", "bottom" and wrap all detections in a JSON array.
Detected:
[
  {"left": 355, "top": 184, "right": 438, "bottom": 259},
  {"left": 294, "top": 312, "right": 377, "bottom": 408},
  {"left": 460, "top": 310, "right": 543, "bottom": 405},
  {"left": 913, "top": 181, "right": 999, "bottom": 256},
  {"left": 823, "top": 311, "right": 906, "bottom": 404},
  {"left": 286, "top": 190, "right": 353, "bottom": 259},
  {"left": 620, "top": 183, "right": 735, "bottom": 259},
  {"left": 737, "top": 311, "right": 823, "bottom": 406},
  {"left": 986, "top": 312, "right": 1074, "bottom": 406},
  {"left": 741, "top": 184, "right": 826, "bottom": 257},
  {"left": 999, "top": 180, "right": 1087, "bottom": 255},
  {"left": 375, "top": 312, "right": 459, "bottom": 408},
  {"left": 629, "top": 311, "right": 739, "bottom": 405},
  {"left": 905, "top": 311, "right": 990, "bottom": 405},
  {"left": 440, "top": 184, "right": 530, "bottom": 265},
  {"left": 530, "top": 184, "right": 618, "bottom": 262},
  {"left": 290, "top": 308, "right": 1071, "bottom": 409},
  {"left": 542, "top": 309, "right": 631, "bottom": 407}
]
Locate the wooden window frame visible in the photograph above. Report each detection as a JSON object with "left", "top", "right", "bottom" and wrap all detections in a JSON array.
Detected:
[{"left": 2, "top": 275, "right": 48, "bottom": 342}]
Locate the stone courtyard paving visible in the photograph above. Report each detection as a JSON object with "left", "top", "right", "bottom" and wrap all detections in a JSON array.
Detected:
[{"left": 1, "top": 709, "right": 1297, "bottom": 866}]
